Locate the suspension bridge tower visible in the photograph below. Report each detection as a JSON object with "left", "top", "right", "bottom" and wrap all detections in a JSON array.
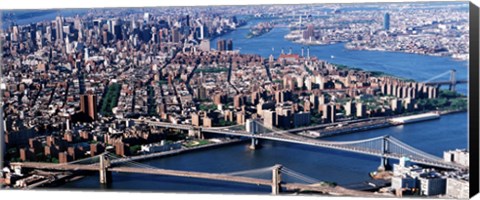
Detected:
[
  {"left": 423, "top": 69, "right": 460, "bottom": 92},
  {"left": 246, "top": 119, "right": 259, "bottom": 150},
  {"left": 99, "top": 153, "right": 112, "bottom": 184},
  {"left": 271, "top": 164, "right": 282, "bottom": 195},
  {"left": 188, "top": 126, "right": 204, "bottom": 139},
  {"left": 378, "top": 136, "right": 391, "bottom": 171},
  {"left": 449, "top": 69, "right": 456, "bottom": 91}
]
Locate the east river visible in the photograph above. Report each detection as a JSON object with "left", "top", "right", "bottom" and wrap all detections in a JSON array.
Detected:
[{"left": 54, "top": 19, "right": 469, "bottom": 193}]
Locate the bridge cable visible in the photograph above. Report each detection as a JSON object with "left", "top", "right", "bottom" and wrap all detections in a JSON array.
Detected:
[
  {"left": 423, "top": 70, "right": 451, "bottom": 83},
  {"left": 105, "top": 153, "right": 159, "bottom": 169},
  {"left": 224, "top": 166, "right": 274, "bottom": 176},
  {"left": 386, "top": 137, "right": 442, "bottom": 161},
  {"left": 60, "top": 154, "right": 100, "bottom": 166},
  {"left": 280, "top": 167, "right": 320, "bottom": 184},
  {"left": 281, "top": 170, "right": 317, "bottom": 184}
]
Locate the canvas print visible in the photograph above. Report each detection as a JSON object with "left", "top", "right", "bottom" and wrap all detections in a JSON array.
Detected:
[{"left": 0, "top": 1, "right": 470, "bottom": 198}]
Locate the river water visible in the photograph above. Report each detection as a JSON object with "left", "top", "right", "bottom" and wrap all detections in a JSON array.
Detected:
[
  {"left": 211, "top": 19, "right": 468, "bottom": 94},
  {"left": 55, "top": 19, "right": 469, "bottom": 193},
  {"left": 56, "top": 112, "right": 467, "bottom": 193}
]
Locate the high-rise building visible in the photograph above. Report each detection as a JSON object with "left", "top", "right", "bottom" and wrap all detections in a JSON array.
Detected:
[
  {"left": 224, "top": 110, "right": 234, "bottom": 122},
  {"left": 84, "top": 48, "right": 89, "bottom": 62},
  {"left": 143, "top": 12, "right": 151, "bottom": 23},
  {"left": 443, "top": 149, "right": 469, "bottom": 167},
  {"left": 293, "top": 112, "right": 311, "bottom": 128},
  {"left": 11, "top": 25, "right": 19, "bottom": 42},
  {"left": 234, "top": 94, "right": 245, "bottom": 109},
  {"left": 203, "top": 116, "right": 212, "bottom": 128},
  {"left": 322, "top": 104, "right": 336, "bottom": 123},
  {"left": 391, "top": 99, "right": 402, "bottom": 113},
  {"left": 428, "top": 86, "right": 438, "bottom": 99},
  {"left": 74, "top": 15, "right": 83, "bottom": 31},
  {"left": 58, "top": 152, "right": 68, "bottom": 163},
  {"left": 344, "top": 101, "right": 355, "bottom": 116},
  {"left": 303, "top": 100, "right": 311, "bottom": 112},
  {"left": 217, "top": 39, "right": 226, "bottom": 51},
  {"left": 112, "top": 19, "right": 122, "bottom": 40},
  {"left": 446, "top": 178, "right": 469, "bottom": 199},
  {"left": 46, "top": 26, "right": 52, "bottom": 43},
  {"left": 303, "top": 24, "right": 315, "bottom": 41},
  {"left": 403, "top": 98, "right": 414, "bottom": 112},
  {"left": 80, "top": 94, "right": 98, "bottom": 121},
  {"left": 213, "top": 93, "right": 227, "bottom": 105},
  {"left": 55, "top": 16, "right": 64, "bottom": 43},
  {"left": 65, "top": 37, "right": 72, "bottom": 54},
  {"left": 236, "top": 112, "right": 246, "bottom": 125},
  {"left": 227, "top": 39, "right": 233, "bottom": 51},
  {"left": 102, "top": 30, "right": 109, "bottom": 45},
  {"left": 384, "top": 12, "right": 390, "bottom": 31},
  {"left": 419, "top": 175, "right": 446, "bottom": 196},
  {"left": 196, "top": 85, "right": 208, "bottom": 100},
  {"left": 63, "top": 25, "right": 71, "bottom": 36},
  {"left": 193, "top": 18, "right": 205, "bottom": 39},
  {"left": 115, "top": 142, "right": 127, "bottom": 156},
  {"left": 356, "top": 102, "right": 366, "bottom": 118},
  {"left": 191, "top": 113, "right": 200, "bottom": 127},
  {"left": 275, "top": 90, "right": 292, "bottom": 103},
  {"left": 172, "top": 27, "right": 180, "bottom": 43},
  {"left": 199, "top": 39, "right": 210, "bottom": 52},
  {"left": 263, "top": 110, "right": 277, "bottom": 129},
  {"left": 310, "top": 94, "right": 319, "bottom": 110}
]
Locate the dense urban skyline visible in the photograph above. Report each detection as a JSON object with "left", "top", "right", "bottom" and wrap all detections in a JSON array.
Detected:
[{"left": 0, "top": 2, "right": 470, "bottom": 198}]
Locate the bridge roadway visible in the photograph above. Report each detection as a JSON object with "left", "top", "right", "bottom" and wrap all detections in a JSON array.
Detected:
[
  {"left": 11, "top": 162, "right": 270, "bottom": 186},
  {"left": 425, "top": 80, "right": 468, "bottom": 85},
  {"left": 11, "top": 162, "right": 378, "bottom": 197},
  {"left": 131, "top": 117, "right": 386, "bottom": 134},
  {"left": 132, "top": 119, "right": 466, "bottom": 170},
  {"left": 204, "top": 129, "right": 466, "bottom": 170}
]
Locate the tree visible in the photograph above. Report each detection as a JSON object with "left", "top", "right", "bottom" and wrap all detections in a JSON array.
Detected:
[{"left": 129, "top": 145, "right": 141, "bottom": 155}]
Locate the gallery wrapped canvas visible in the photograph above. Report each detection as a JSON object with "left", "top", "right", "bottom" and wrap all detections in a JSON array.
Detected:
[{"left": 0, "top": 0, "right": 478, "bottom": 199}]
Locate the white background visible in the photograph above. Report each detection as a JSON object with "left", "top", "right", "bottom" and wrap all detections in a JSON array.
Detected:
[{"left": 0, "top": 0, "right": 478, "bottom": 200}]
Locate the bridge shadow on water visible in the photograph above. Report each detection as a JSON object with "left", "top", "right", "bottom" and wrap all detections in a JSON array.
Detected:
[{"left": 107, "top": 172, "right": 270, "bottom": 194}]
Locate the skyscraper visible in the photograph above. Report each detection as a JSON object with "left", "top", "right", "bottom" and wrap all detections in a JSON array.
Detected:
[
  {"left": 55, "top": 16, "right": 64, "bottom": 44},
  {"left": 11, "top": 25, "right": 19, "bottom": 42},
  {"left": 227, "top": 40, "right": 233, "bottom": 51},
  {"left": 344, "top": 101, "right": 355, "bottom": 116},
  {"left": 84, "top": 48, "right": 89, "bottom": 62},
  {"left": 198, "top": 22, "right": 205, "bottom": 39},
  {"left": 102, "top": 30, "right": 108, "bottom": 45},
  {"left": 80, "top": 94, "right": 98, "bottom": 121},
  {"left": 74, "top": 15, "right": 83, "bottom": 31},
  {"left": 384, "top": 12, "right": 390, "bottom": 31},
  {"left": 263, "top": 110, "right": 277, "bottom": 129},
  {"left": 143, "top": 13, "right": 151, "bottom": 23},
  {"left": 322, "top": 104, "right": 336, "bottom": 123},
  {"left": 199, "top": 39, "right": 210, "bottom": 52},
  {"left": 356, "top": 102, "right": 366, "bottom": 118},
  {"left": 172, "top": 27, "right": 180, "bottom": 43},
  {"left": 303, "top": 24, "right": 315, "bottom": 41},
  {"left": 217, "top": 39, "right": 226, "bottom": 51}
]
